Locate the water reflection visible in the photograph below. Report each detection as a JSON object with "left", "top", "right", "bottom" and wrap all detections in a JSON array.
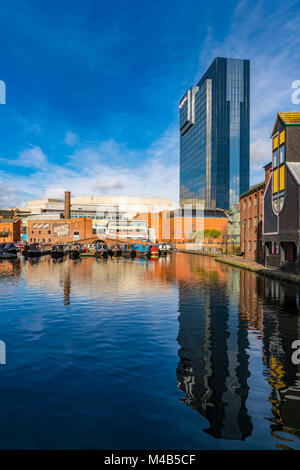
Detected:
[
  {"left": 0, "top": 257, "right": 22, "bottom": 277},
  {"left": 176, "top": 277, "right": 253, "bottom": 440},
  {"left": 0, "top": 253, "right": 300, "bottom": 448},
  {"left": 260, "top": 278, "right": 300, "bottom": 449},
  {"left": 176, "top": 258, "right": 300, "bottom": 448}
]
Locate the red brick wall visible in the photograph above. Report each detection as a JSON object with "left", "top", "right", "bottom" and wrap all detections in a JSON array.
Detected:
[
  {"left": 0, "top": 219, "right": 21, "bottom": 243},
  {"left": 27, "top": 218, "right": 93, "bottom": 244},
  {"left": 240, "top": 188, "right": 264, "bottom": 261}
]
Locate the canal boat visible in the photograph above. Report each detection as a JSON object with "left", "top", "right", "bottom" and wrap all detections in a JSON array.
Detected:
[
  {"left": 69, "top": 245, "right": 82, "bottom": 259},
  {"left": 149, "top": 245, "right": 159, "bottom": 259},
  {"left": 0, "top": 243, "right": 18, "bottom": 255},
  {"left": 50, "top": 245, "right": 65, "bottom": 259},
  {"left": 135, "top": 244, "right": 149, "bottom": 258},
  {"left": 110, "top": 245, "right": 122, "bottom": 257},
  {"left": 25, "top": 244, "right": 43, "bottom": 258},
  {"left": 69, "top": 249, "right": 80, "bottom": 260},
  {"left": 94, "top": 242, "right": 109, "bottom": 259},
  {"left": 122, "top": 244, "right": 136, "bottom": 258},
  {"left": 95, "top": 249, "right": 109, "bottom": 259},
  {"left": 158, "top": 244, "right": 168, "bottom": 257},
  {"left": 0, "top": 243, "right": 18, "bottom": 259}
]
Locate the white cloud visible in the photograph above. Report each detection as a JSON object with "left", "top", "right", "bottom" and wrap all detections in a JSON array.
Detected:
[
  {"left": 0, "top": 145, "right": 48, "bottom": 170},
  {"left": 64, "top": 131, "right": 79, "bottom": 146},
  {"left": 0, "top": 126, "right": 179, "bottom": 208},
  {"left": 0, "top": 181, "right": 21, "bottom": 208},
  {"left": 18, "top": 145, "right": 47, "bottom": 169}
]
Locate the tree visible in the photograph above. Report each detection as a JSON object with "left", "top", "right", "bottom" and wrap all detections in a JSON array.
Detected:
[
  {"left": 190, "top": 230, "right": 203, "bottom": 242},
  {"left": 209, "top": 229, "right": 221, "bottom": 240}
]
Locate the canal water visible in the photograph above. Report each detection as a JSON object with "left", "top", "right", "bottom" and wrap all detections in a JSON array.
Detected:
[{"left": 0, "top": 252, "right": 299, "bottom": 450}]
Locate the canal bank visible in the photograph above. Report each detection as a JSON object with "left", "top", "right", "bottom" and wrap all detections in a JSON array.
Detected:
[{"left": 178, "top": 250, "right": 300, "bottom": 286}]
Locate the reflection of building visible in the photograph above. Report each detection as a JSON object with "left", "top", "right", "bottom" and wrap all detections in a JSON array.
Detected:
[
  {"left": 263, "top": 112, "right": 300, "bottom": 271},
  {"left": 261, "top": 278, "right": 300, "bottom": 447},
  {"left": 27, "top": 217, "right": 93, "bottom": 244},
  {"left": 179, "top": 57, "right": 250, "bottom": 210},
  {"left": 176, "top": 279, "right": 253, "bottom": 440},
  {"left": 239, "top": 269, "right": 300, "bottom": 449}
]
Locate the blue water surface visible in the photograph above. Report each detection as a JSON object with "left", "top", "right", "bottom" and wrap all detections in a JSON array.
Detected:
[{"left": 0, "top": 253, "right": 299, "bottom": 450}]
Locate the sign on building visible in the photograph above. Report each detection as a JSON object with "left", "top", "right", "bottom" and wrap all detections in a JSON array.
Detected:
[
  {"left": 53, "top": 223, "right": 70, "bottom": 237},
  {"left": 32, "top": 223, "right": 51, "bottom": 230}
]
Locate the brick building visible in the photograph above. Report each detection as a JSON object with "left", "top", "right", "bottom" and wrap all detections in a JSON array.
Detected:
[
  {"left": 135, "top": 209, "right": 228, "bottom": 244},
  {"left": 263, "top": 112, "right": 300, "bottom": 271},
  {"left": 240, "top": 162, "right": 272, "bottom": 262},
  {"left": 27, "top": 217, "right": 93, "bottom": 244},
  {"left": 0, "top": 218, "right": 21, "bottom": 243}
]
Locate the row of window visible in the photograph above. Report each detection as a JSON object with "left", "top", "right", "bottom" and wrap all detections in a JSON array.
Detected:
[
  {"left": 242, "top": 191, "right": 264, "bottom": 209},
  {"left": 246, "top": 240, "right": 265, "bottom": 252},
  {"left": 243, "top": 217, "right": 260, "bottom": 229},
  {"left": 31, "top": 230, "right": 51, "bottom": 234}
]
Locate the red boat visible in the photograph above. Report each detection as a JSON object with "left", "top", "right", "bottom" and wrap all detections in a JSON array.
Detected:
[{"left": 149, "top": 245, "right": 159, "bottom": 258}]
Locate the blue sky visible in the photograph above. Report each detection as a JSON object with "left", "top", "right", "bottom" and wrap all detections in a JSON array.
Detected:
[{"left": 1, "top": 0, "right": 300, "bottom": 207}]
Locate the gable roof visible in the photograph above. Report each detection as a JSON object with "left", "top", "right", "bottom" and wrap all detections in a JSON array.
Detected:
[
  {"left": 240, "top": 182, "right": 265, "bottom": 199},
  {"left": 272, "top": 112, "right": 300, "bottom": 135}
]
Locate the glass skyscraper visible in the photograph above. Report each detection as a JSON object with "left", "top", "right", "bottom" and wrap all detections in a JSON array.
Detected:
[{"left": 179, "top": 57, "right": 250, "bottom": 210}]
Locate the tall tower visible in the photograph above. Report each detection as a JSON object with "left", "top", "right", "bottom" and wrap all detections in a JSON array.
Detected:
[{"left": 179, "top": 57, "right": 250, "bottom": 210}]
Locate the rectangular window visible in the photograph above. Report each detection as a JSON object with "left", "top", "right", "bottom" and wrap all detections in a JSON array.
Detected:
[
  {"left": 273, "top": 168, "right": 278, "bottom": 193},
  {"left": 279, "top": 145, "right": 285, "bottom": 165},
  {"left": 279, "top": 165, "right": 285, "bottom": 191},
  {"left": 273, "top": 135, "right": 279, "bottom": 149},
  {"left": 273, "top": 149, "right": 278, "bottom": 168},
  {"left": 280, "top": 130, "right": 285, "bottom": 145}
]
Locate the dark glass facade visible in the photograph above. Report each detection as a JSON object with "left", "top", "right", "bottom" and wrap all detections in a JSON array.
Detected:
[{"left": 180, "top": 57, "right": 250, "bottom": 210}]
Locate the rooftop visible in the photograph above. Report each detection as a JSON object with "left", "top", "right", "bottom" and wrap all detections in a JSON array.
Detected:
[
  {"left": 272, "top": 112, "right": 300, "bottom": 134},
  {"left": 240, "top": 182, "right": 265, "bottom": 199},
  {"left": 0, "top": 218, "right": 20, "bottom": 224}
]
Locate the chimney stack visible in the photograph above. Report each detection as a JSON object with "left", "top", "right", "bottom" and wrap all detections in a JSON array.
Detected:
[{"left": 64, "top": 191, "right": 71, "bottom": 220}]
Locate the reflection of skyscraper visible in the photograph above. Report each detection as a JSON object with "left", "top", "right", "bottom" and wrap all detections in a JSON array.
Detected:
[{"left": 176, "top": 280, "right": 253, "bottom": 440}]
